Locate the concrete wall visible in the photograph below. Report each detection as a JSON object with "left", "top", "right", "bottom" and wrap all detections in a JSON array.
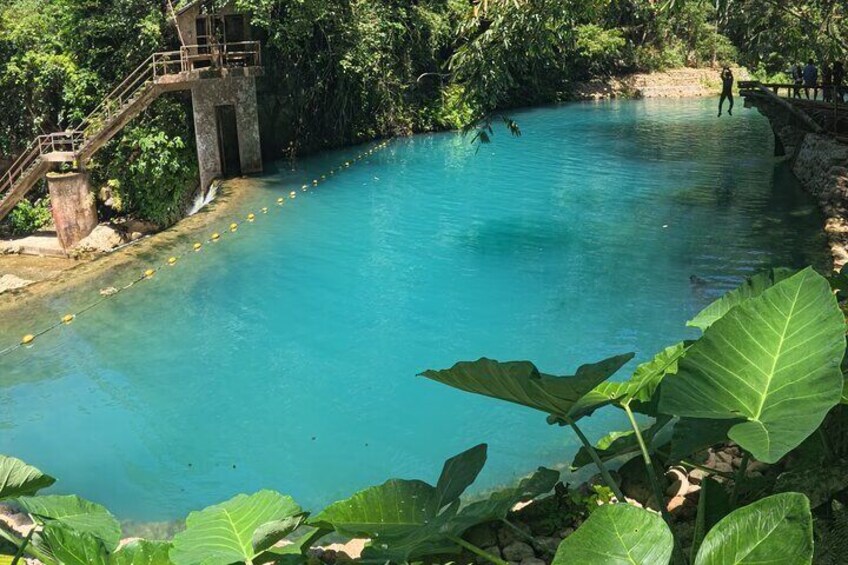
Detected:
[
  {"left": 46, "top": 171, "right": 98, "bottom": 250},
  {"left": 191, "top": 75, "right": 263, "bottom": 191}
]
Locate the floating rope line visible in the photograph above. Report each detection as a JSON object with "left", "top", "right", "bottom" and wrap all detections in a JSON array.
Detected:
[{"left": 0, "top": 140, "right": 393, "bottom": 358}]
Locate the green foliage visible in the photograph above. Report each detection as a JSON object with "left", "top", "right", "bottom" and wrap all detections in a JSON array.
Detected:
[
  {"left": 695, "top": 493, "right": 813, "bottom": 565},
  {"left": 420, "top": 354, "right": 634, "bottom": 421},
  {"left": 555, "top": 493, "right": 812, "bottom": 565},
  {"left": 97, "top": 98, "right": 198, "bottom": 227},
  {"left": 18, "top": 495, "right": 122, "bottom": 551},
  {"left": 660, "top": 269, "right": 845, "bottom": 463},
  {"left": 0, "top": 455, "right": 55, "bottom": 500},
  {"left": 312, "top": 444, "right": 557, "bottom": 563},
  {"left": 170, "top": 490, "right": 304, "bottom": 565},
  {"left": 5, "top": 197, "right": 52, "bottom": 236},
  {"left": 552, "top": 503, "right": 674, "bottom": 564}
]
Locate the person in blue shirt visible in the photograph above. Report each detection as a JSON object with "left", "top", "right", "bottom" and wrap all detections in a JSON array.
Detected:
[
  {"left": 718, "top": 67, "right": 734, "bottom": 117},
  {"left": 803, "top": 59, "right": 818, "bottom": 99}
]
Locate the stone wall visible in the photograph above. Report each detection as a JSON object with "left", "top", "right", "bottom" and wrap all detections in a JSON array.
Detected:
[
  {"left": 792, "top": 134, "right": 848, "bottom": 267},
  {"left": 572, "top": 67, "right": 750, "bottom": 101}
]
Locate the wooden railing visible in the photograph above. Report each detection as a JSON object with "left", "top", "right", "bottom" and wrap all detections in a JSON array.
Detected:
[{"left": 739, "top": 80, "right": 846, "bottom": 138}]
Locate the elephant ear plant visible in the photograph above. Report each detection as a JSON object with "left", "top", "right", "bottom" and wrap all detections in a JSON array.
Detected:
[
  {"left": 311, "top": 443, "right": 558, "bottom": 564},
  {"left": 553, "top": 492, "right": 813, "bottom": 565},
  {"left": 422, "top": 267, "right": 847, "bottom": 563}
]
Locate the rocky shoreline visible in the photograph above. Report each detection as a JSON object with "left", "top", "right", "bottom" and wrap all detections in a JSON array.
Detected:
[{"left": 789, "top": 134, "right": 848, "bottom": 269}]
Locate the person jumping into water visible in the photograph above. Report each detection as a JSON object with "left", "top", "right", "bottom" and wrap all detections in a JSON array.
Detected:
[{"left": 718, "top": 67, "right": 734, "bottom": 117}]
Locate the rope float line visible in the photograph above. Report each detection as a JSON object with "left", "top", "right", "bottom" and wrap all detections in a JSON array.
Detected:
[{"left": 0, "top": 140, "right": 393, "bottom": 358}]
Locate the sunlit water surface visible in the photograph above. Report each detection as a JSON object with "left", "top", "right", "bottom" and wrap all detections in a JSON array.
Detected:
[{"left": 0, "top": 98, "right": 828, "bottom": 522}]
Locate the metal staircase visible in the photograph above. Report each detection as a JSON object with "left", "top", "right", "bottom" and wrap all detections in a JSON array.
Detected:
[{"left": 0, "top": 41, "right": 261, "bottom": 221}]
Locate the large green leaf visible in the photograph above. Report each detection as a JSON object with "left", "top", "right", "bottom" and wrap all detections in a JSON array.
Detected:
[
  {"left": 18, "top": 495, "right": 122, "bottom": 551},
  {"left": 688, "top": 268, "right": 796, "bottom": 331},
  {"left": 448, "top": 467, "right": 559, "bottom": 533},
  {"left": 552, "top": 503, "right": 673, "bottom": 565},
  {"left": 420, "top": 354, "right": 634, "bottom": 419},
  {"left": 110, "top": 540, "right": 174, "bottom": 565},
  {"left": 0, "top": 456, "right": 55, "bottom": 500},
  {"left": 435, "top": 443, "right": 487, "bottom": 508},
  {"left": 312, "top": 444, "right": 553, "bottom": 563},
  {"left": 667, "top": 418, "right": 739, "bottom": 462},
  {"left": 39, "top": 525, "right": 109, "bottom": 565},
  {"left": 252, "top": 515, "right": 307, "bottom": 556},
  {"left": 170, "top": 490, "right": 303, "bottom": 565},
  {"left": 568, "top": 344, "right": 688, "bottom": 419},
  {"left": 312, "top": 445, "right": 488, "bottom": 563},
  {"left": 694, "top": 492, "right": 813, "bottom": 565},
  {"left": 659, "top": 268, "right": 845, "bottom": 463}
]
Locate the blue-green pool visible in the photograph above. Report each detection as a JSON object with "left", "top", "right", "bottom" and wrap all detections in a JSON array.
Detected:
[{"left": 0, "top": 98, "right": 828, "bottom": 521}]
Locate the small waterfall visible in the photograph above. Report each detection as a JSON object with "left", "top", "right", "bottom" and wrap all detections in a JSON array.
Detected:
[{"left": 188, "top": 182, "right": 219, "bottom": 216}]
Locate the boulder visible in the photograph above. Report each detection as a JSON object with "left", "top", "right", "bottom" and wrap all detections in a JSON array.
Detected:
[
  {"left": 73, "top": 224, "right": 127, "bottom": 254},
  {"left": 502, "top": 542, "right": 535, "bottom": 562},
  {"left": 0, "top": 274, "right": 33, "bottom": 294}
]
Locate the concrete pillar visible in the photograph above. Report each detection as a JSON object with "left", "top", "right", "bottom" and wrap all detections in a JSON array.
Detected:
[
  {"left": 46, "top": 171, "right": 98, "bottom": 250},
  {"left": 192, "top": 76, "right": 263, "bottom": 191}
]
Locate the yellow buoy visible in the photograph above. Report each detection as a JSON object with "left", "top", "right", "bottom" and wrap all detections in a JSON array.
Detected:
[
  {"left": 230, "top": 222, "right": 238, "bottom": 232},
  {"left": 168, "top": 257, "right": 178, "bottom": 266},
  {"left": 321, "top": 175, "right": 326, "bottom": 180},
  {"left": 144, "top": 269, "right": 155, "bottom": 279},
  {"left": 62, "top": 314, "right": 75, "bottom": 325},
  {"left": 330, "top": 170, "right": 335, "bottom": 175},
  {"left": 312, "top": 179, "right": 318, "bottom": 186},
  {"left": 345, "top": 161, "right": 350, "bottom": 167},
  {"left": 212, "top": 232, "right": 220, "bottom": 241},
  {"left": 247, "top": 213, "right": 256, "bottom": 222},
  {"left": 290, "top": 191, "right": 297, "bottom": 198},
  {"left": 21, "top": 334, "right": 35, "bottom": 346},
  {"left": 261, "top": 207, "right": 268, "bottom": 214},
  {"left": 277, "top": 197, "right": 285, "bottom": 205},
  {"left": 194, "top": 242, "right": 202, "bottom": 251}
]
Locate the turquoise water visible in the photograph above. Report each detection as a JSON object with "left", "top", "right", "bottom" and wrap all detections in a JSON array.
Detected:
[{"left": 0, "top": 98, "right": 827, "bottom": 522}]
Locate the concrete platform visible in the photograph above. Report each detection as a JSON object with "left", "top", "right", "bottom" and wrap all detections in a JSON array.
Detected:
[{"left": 1, "top": 232, "right": 68, "bottom": 258}]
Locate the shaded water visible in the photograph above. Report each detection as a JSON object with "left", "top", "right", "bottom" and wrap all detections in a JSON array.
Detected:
[{"left": 0, "top": 98, "right": 827, "bottom": 521}]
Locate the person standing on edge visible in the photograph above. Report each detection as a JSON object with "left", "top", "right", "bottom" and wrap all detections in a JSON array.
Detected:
[
  {"left": 803, "top": 59, "right": 818, "bottom": 99},
  {"left": 793, "top": 63, "right": 804, "bottom": 98},
  {"left": 718, "top": 67, "right": 734, "bottom": 117},
  {"left": 823, "top": 62, "right": 833, "bottom": 102},
  {"left": 834, "top": 61, "right": 845, "bottom": 103}
]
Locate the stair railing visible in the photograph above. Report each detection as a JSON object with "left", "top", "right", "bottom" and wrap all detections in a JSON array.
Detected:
[
  {"left": 0, "top": 139, "right": 42, "bottom": 202},
  {"left": 77, "top": 54, "right": 157, "bottom": 140}
]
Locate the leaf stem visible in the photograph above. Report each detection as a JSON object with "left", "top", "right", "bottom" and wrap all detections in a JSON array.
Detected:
[
  {"left": 623, "top": 404, "right": 687, "bottom": 565},
  {"left": 730, "top": 452, "right": 750, "bottom": 509},
  {"left": 11, "top": 529, "right": 34, "bottom": 565},
  {"left": 449, "top": 535, "right": 509, "bottom": 565},
  {"left": 0, "top": 523, "right": 50, "bottom": 564},
  {"left": 818, "top": 428, "right": 835, "bottom": 462},
  {"left": 564, "top": 417, "right": 625, "bottom": 501},
  {"left": 500, "top": 519, "right": 535, "bottom": 543}
]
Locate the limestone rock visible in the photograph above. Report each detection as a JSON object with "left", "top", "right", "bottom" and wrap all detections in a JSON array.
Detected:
[
  {"left": 520, "top": 558, "right": 546, "bottom": 565},
  {"left": 532, "top": 536, "right": 561, "bottom": 556},
  {"left": 502, "top": 541, "right": 535, "bottom": 562},
  {"left": 0, "top": 274, "right": 33, "bottom": 294},
  {"left": 73, "top": 224, "right": 127, "bottom": 254}
]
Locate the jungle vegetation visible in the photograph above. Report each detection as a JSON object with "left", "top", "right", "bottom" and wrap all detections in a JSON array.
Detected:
[
  {"left": 0, "top": 265, "right": 847, "bottom": 564},
  {"left": 0, "top": 0, "right": 844, "bottom": 229}
]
